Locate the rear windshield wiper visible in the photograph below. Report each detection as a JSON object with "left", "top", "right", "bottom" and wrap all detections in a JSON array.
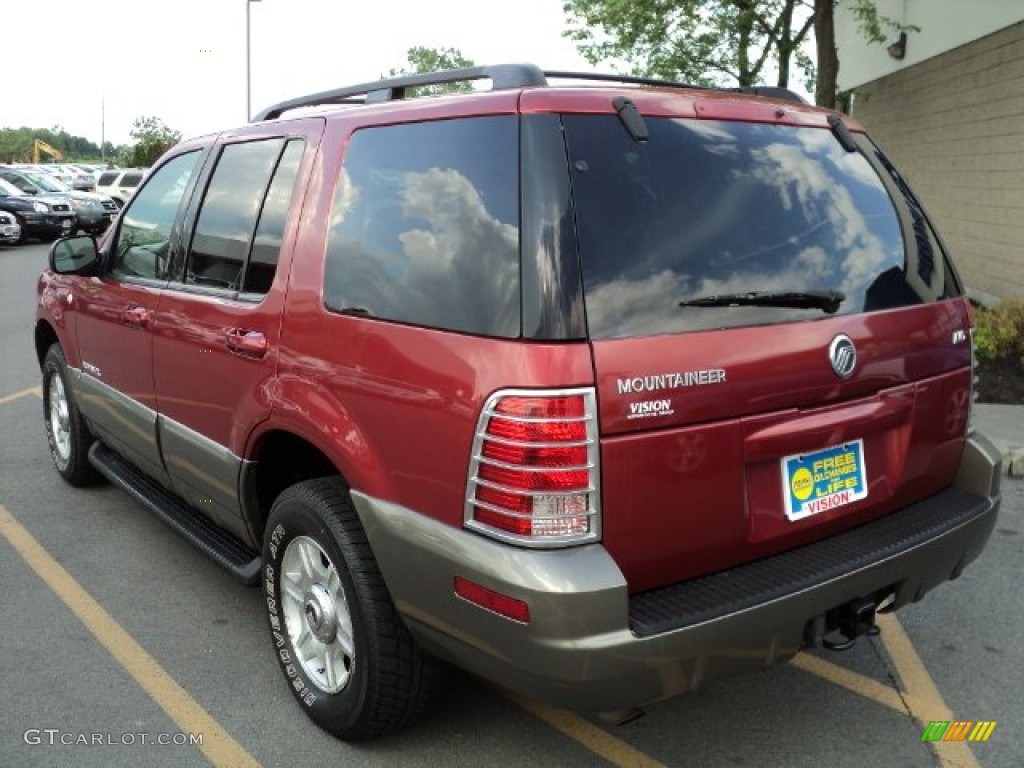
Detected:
[{"left": 678, "top": 289, "right": 845, "bottom": 314}]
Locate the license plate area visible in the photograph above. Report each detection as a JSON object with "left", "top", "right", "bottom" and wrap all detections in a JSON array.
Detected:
[{"left": 782, "top": 440, "right": 867, "bottom": 521}]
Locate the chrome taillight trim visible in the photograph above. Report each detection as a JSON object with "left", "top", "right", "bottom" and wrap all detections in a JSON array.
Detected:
[{"left": 464, "top": 386, "right": 601, "bottom": 548}]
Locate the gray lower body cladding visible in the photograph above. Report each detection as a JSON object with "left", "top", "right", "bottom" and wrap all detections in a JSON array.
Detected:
[{"left": 352, "top": 434, "right": 1000, "bottom": 712}]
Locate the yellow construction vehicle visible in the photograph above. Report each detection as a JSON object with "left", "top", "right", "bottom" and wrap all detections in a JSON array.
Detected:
[{"left": 32, "top": 139, "right": 63, "bottom": 164}]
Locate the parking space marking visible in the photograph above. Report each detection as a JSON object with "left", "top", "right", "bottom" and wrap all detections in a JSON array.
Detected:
[
  {"left": 500, "top": 689, "right": 666, "bottom": 768},
  {"left": 790, "top": 652, "right": 906, "bottom": 713},
  {"left": 0, "top": 385, "right": 42, "bottom": 406},
  {"left": 877, "top": 613, "right": 980, "bottom": 768},
  {"left": 0, "top": 504, "right": 260, "bottom": 768}
]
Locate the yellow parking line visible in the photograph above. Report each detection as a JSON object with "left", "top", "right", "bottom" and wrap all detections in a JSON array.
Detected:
[
  {"left": 0, "top": 385, "right": 42, "bottom": 406},
  {"left": 876, "top": 613, "right": 980, "bottom": 768},
  {"left": 790, "top": 652, "right": 906, "bottom": 713},
  {"left": 0, "top": 505, "right": 260, "bottom": 768},
  {"left": 500, "top": 689, "right": 666, "bottom": 768}
]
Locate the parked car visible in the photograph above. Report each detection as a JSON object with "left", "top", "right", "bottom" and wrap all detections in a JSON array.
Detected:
[
  {"left": 35, "top": 64, "right": 1000, "bottom": 741},
  {"left": 45, "top": 163, "right": 96, "bottom": 191},
  {"left": 0, "top": 210, "right": 20, "bottom": 245},
  {"left": 0, "top": 167, "right": 116, "bottom": 235},
  {"left": 0, "top": 178, "right": 75, "bottom": 242},
  {"left": 93, "top": 168, "right": 146, "bottom": 207}
]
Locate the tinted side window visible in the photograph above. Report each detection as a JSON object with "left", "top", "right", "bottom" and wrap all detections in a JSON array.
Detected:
[
  {"left": 120, "top": 172, "right": 144, "bottom": 188},
  {"left": 112, "top": 151, "right": 201, "bottom": 281},
  {"left": 97, "top": 171, "right": 119, "bottom": 186},
  {"left": 324, "top": 116, "right": 520, "bottom": 337},
  {"left": 245, "top": 139, "right": 305, "bottom": 294},
  {"left": 565, "top": 117, "right": 939, "bottom": 338},
  {"left": 185, "top": 139, "right": 284, "bottom": 291}
]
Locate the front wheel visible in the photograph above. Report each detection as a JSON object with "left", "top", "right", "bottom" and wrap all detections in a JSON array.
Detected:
[
  {"left": 262, "top": 477, "right": 440, "bottom": 740},
  {"left": 42, "top": 344, "right": 98, "bottom": 485}
]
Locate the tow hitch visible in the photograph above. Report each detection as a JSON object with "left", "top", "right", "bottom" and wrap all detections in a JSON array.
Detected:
[{"left": 805, "top": 596, "right": 882, "bottom": 652}]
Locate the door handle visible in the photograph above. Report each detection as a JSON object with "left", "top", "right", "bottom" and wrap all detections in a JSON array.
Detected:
[
  {"left": 121, "top": 305, "right": 151, "bottom": 328},
  {"left": 226, "top": 328, "right": 268, "bottom": 359}
]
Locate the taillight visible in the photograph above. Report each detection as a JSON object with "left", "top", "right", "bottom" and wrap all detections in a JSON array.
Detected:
[{"left": 465, "top": 388, "right": 600, "bottom": 546}]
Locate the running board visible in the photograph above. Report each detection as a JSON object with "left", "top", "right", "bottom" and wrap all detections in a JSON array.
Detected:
[{"left": 88, "top": 443, "right": 262, "bottom": 585}]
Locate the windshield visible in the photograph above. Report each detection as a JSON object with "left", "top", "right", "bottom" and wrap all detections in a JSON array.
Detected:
[
  {"left": 0, "top": 178, "right": 27, "bottom": 196},
  {"left": 564, "top": 116, "right": 957, "bottom": 339},
  {"left": 28, "top": 173, "right": 66, "bottom": 192}
]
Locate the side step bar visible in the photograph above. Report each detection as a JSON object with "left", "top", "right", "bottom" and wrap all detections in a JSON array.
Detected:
[{"left": 89, "top": 443, "right": 261, "bottom": 585}]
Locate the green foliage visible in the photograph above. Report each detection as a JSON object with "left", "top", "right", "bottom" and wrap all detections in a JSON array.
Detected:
[
  {"left": 562, "top": 0, "right": 815, "bottom": 87},
  {"left": 973, "top": 299, "right": 1024, "bottom": 364},
  {"left": 562, "top": 1, "right": 916, "bottom": 104},
  {"left": 125, "top": 117, "right": 182, "bottom": 167},
  {"left": 0, "top": 126, "right": 121, "bottom": 163},
  {"left": 387, "top": 46, "right": 476, "bottom": 96}
]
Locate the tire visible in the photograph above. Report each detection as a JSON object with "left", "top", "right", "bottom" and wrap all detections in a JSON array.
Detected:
[
  {"left": 262, "top": 477, "right": 440, "bottom": 740},
  {"left": 13, "top": 216, "right": 28, "bottom": 245},
  {"left": 42, "top": 344, "right": 99, "bottom": 486}
]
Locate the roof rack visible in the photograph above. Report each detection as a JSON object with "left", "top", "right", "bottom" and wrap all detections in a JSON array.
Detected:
[
  {"left": 253, "top": 64, "right": 806, "bottom": 121},
  {"left": 253, "top": 64, "right": 547, "bottom": 121}
]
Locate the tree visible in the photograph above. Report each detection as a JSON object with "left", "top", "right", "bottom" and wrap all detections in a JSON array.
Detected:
[
  {"left": 563, "top": 0, "right": 813, "bottom": 88},
  {"left": 816, "top": 0, "right": 918, "bottom": 108},
  {"left": 562, "top": 0, "right": 915, "bottom": 106},
  {"left": 125, "top": 116, "right": 181, "bottom": 167},
  {"left": 388, "top": 46, "right": 476, "bottom": 95},
  {"left": 0, "top": 126, "right": 106, "bottom": 163}
]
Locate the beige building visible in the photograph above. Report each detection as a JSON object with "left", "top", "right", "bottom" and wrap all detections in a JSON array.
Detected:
[{"left": 836, "top": 1, "right": 1024, "bottom": 301}]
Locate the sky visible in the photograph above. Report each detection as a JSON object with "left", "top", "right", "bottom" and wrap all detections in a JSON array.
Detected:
[{"left": 2, "top": 0, "right": 595, "bottom": 147}]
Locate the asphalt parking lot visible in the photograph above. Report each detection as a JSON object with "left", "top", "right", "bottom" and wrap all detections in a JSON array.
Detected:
[{"left": 1, "top": 242, "right": 1022, "bottom": 767}]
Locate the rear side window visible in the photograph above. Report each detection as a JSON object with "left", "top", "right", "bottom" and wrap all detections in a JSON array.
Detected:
[
  {"left": 564, "top": 117, "right": 956, "bottom": 339},
  {"left": 97, "top": 171, "right": 119, "bottom": 186},
  {"left": 324, "top": 116, "right": 520, "bottom": 337},
  {"left": 120, "top": 172, "right": 144, "bottom": 188},
  {"left": 184, "top": 138, "right": 304, "bottom": 295}
]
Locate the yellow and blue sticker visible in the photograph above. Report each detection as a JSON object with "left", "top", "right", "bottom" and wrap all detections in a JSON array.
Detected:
[{"left": 782, "top": 440, "right": 867, "bottom": 521}]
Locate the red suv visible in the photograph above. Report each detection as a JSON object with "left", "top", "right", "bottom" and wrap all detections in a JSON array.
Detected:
[{"left": 36, "top": 64, "right": 1001, "bottom": 740}]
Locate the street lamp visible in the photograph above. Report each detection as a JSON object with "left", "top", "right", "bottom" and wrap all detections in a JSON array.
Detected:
[{"left": 246, "top": 0, "right": 262, "bottom": 121}]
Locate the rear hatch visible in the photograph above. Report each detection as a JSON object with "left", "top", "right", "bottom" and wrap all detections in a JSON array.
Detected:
[{"left": 560, "top": 95, "right": 974, "bottom": 592}]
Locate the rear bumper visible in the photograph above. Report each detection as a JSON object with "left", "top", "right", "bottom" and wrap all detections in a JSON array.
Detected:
[{"left": 353, "top": 433, "right": 1000, "bottom": 712}]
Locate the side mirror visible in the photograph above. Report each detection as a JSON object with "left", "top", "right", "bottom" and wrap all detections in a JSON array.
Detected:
[
  {"left": 50, "top": 235, "right": 100, "bottom": 276},
  {"left": 24, "top": 188, "right": 38, "bottom": 195}
]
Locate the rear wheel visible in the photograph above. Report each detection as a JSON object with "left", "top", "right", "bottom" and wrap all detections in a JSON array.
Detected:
[
  {"left": 42, "top": 344, "right": 98, "bottom": 485},
  {"left": 262, "top": 477, "right": 439, "bottom": 740}
]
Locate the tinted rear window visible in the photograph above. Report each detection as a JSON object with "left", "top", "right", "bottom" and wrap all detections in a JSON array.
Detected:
[
  {"left": 564, "top": 116, "right": 955, "bottom": 339},
  {"left": 324, "top": 116, "right": 520, "bottom": 337}
]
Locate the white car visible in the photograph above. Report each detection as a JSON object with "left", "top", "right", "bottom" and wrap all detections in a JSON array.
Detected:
[
  {"left": 0, "top": 210, "right": 20, "bottom": 244},
  {"left": 94, "top": 168, "right": 147, "bottom": 207}
]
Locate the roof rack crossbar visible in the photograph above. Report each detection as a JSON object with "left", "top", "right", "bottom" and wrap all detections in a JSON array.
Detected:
[
  {"left": 542, "top": 70, "right": 711, "bottom": 92},
  {"left": 726, "top": 86, "right": 807, "bottom": 104},
  {"left": 545, "top": 71, "right": 805, "bottom": 104},
  {"left": 253, "top": 63, "right": 548, "bottom": 121}
]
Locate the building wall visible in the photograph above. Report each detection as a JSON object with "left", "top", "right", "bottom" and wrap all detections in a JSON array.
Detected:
[
  {"left": 836, "top": 0, "right": 1024, "bottom": 91},
  {"left": 850, "top": 21, "right": 1024, "bottom": 300}
]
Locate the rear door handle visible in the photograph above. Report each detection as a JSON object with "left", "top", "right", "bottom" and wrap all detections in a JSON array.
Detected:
[
  {"left": 121, "top": 306, "right": 151, "bottom": 328},
  {"left": 226, "top": 328, "right": 268, "bottom": 359}
]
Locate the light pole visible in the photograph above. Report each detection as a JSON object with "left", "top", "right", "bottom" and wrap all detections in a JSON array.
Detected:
[{"left": 246, "top": 0, "right": 261, "bottom": 121}]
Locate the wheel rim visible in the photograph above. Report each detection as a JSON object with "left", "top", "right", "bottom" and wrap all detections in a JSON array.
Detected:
[
  {"left": 280, "top": 536, "right": 354, "bottom": 694},
  {"left": 48, "top": 371, "right": 72, "bottom": 462}
]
